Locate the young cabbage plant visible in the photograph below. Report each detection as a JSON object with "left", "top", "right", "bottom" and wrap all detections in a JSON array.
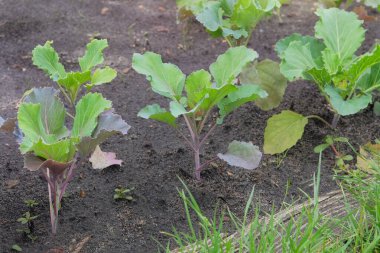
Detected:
[
  {"left": 264, "top": 8, "right": 380, "bottom": 155},
  {"left": 132, "top": 46, "right": 267, "bottom": 180},
  {"left": 177, "top": 0, "right": 283, "bottom": 47},
  {"left": 0, "top": 39, "right": 130, "bottom": 234},
  {"left": 319, "top": 0, "right": 380, "bottom": 11}
]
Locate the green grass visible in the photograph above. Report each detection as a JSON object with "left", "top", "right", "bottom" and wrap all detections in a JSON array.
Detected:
[{"left": 159, "top": 151, "right": 380, "bottom": 253}]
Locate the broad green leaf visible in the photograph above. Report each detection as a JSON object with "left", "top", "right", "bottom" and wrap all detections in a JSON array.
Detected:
[
  {"left": 364, "top": 0, "right": 380, "bottom": 9},
  {"left": 220, "top": 0, "right": 236, "bottom": 15},
  {"left": 276, "top": 34, "right": 315, "bottom": 57},
  {"left": 357, "top": 62, "right": 380, "bottom": 92},
  {"left": 77, "top": 110, "right": 130, "bottom": 158},
  {"left": 72, "top": 93, "right": 112, "bottom": 137},
  {"left": 57, "top": 71, "right": 91, "bottom": 102},
  {"left": 185, "top": 70, "right": 212, "bottom": 108},
  {"left": 195, "top": 1, "right": 223, "bottom": 32},
  {"left": 132, "top": 52, "right": 185, "bottom": 99},
  {"left": 18, "top": 104, "right": 45, "bottom": 147},
  {"left": 32, "top": 138, "right": 76, "bottom": 163},
  {"left": 217, "top": 141, "right": 262, "bottom": 170},
  {"left": 197, "top": 84, "right": 237, "bottom": 113},
  {"left": 345, "top": 45, "right": 380, "bottom": 83},
  {"left": 170, "top": 101, "right": 188, "bottom": 118},
  {"left": 276, "top": 34, "right": 325, "bottom": 64},
  {"left": 264, "top": 110, "right": 308, "bottom": 154},
  {"left": 231, "top": 3, "right": 267, "bottom": 31},
  {"left": 23, "top": 87, "right": 67, "bottom": 137},
  {"left": 210, "top": 46, "right": 258, "bottom": 87},
  {"left": 305, "top": 67, "right": 331, "bottom": 87},
  {"left": 217, "top": 85, "right": 267, "bottom": 124},
  {"left": 90, "top": 67, "right": 117, "bottom": 87},
  {"left": 321, "top": 48, "right": 340, "bottom": 75},
  {"left": 138, "top": 104, "right": 177, "bottom": 127},
  {"left": 315, "top": 8, "right": 365, "bottom": 65},
  {"left": 279, "top": 40, "right": 324, "bottom": 81},
  {"left": 253, "top": 0, "right": 281, "bottom": 11},
  {"left": 240, "top": 60, "right": 287, "bottom": 110},
  {"left": 32, "top": 41, "right": 66, "bottom": 80},
  {"left": 374, "top": 101, "right": 380, "bottom": 116},
  {"left": 324, "top": 85, "right": 372, "bottom": 116},
  {"left": 222, "top": 28, "right": 248, "bottom": 39},
  {"left": 79, "top": 39, "right": 108, "bottom": 72}
]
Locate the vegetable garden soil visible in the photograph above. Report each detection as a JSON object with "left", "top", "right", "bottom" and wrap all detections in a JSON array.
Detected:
[{"left": 0, "top": 0, "right": 379, "bottom": 252}]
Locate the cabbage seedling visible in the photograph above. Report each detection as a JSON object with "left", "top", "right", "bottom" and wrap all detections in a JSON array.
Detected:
[
  {"left": 264, "top": 8, "right": 380, "bottom": 155},
  {"left": 133, "top": 46, "right": 266, "bottom": 180},
  {"left": 1, "top": 39, "right": 130, "bottom": 234},
  {"left": 177, "top": 0, "right": 283, "bottom": 47}
]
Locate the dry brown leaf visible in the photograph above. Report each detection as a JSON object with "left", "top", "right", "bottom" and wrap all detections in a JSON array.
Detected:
[
  {"left": 353, "top": 6, "right": 376, "bottom": 22},
  {"left": 100, "top": 7, "right": 110, "bottom": 15},
  {"left": 70, "top": 235, "right": 91, "bottom": 253},
  {"left": 5, "top": 179, "right": 19, "bottom": 189}
]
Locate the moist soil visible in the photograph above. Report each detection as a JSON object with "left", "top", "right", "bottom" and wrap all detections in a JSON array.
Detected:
[{"left": 0, "top": 0, "right": 379, "bottom": 252}]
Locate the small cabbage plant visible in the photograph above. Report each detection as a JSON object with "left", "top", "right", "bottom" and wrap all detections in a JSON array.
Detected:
[
  {"left": 1, "top": 39, "right": 130, "bottom": 234},
  {"left": 264, "top": 8, "right": 380, "bottom": 155},
  {"left": 319, "top": 0, "right": 380, "bottom": 11},
  {"left": 132, "top": 46, "right": 267, "bottom": 180},
  {"left": 177, "top": 0, "right": 283, "bottom": 47}
]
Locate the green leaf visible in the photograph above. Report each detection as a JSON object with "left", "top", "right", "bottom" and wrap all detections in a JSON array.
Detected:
[
  {"left": 315, "top": 8, "right": 365, "bottom": 65},
  {"left": 90, "top": 67, "right": 117, "bottom": 87},
  {"left": 77, "top": 110, "right": 130, "bottom": 158},
  {"left": 22, "top": 87, "right": 67, "bottom": 137},
  {"left": 72, "top": 93, "right": 112, "bottom": 137},
  {"left": 138, "top": 104, "right": 177, "bottom": 127},
  {"left": 210, "top": 46, "right": 258, "bottom": 87},
  {"left": 324, "top": 85, "right": 372, "bottom": 116},
  {"left": 11, "top": 244, "right": 22, "bottom": 252},
  {"left": 32, "top": 41, "right": 66, "bottom": 80},
  {"left": 18, "top": 88, "right": 68, "bottom": 153},
  {"left": 220, "top": 0, "right": 235, "bottom": 15},
  {"left": 279, "top": 40, "right": 325, "bottom": 81},
  {"left": 132, "top": 52, "right": 185, "bottom": 100},
  {"left": 57, "top": 71, "right": 91, "bottom": 102},
  {"left": 221, "top": 28, "right": 248, "bottom": 40},
  {"left": 374, "top": 101, "right": 380, "bottom": 116},
  {"left": 79, "top": 39, "right": 108, "bottom": 72},
  {"left": 217, "top": 85, "right": 267, "bottom": 124},
  {"left": 276, "top": 33, "right": 315, "bottom": 57},
  {"left": 264, "top": 110, "right": 308, "bottom": 154},
  {"left": 195, "top": 1, "right": 223, "bottom": 32},
  {"left": 240, "top": 60, "right": 287, "bottom": 110},
  {"left": 217, "top": 141, "right": 262, "bottom": 170},
  {"left": 169, "top": 101, "right": 189, "bottom": 118},
  {"left": 305, "top": 67, "right": 332, "bottom": 87},
  {"left": 32, "top": 138, "right": 76, "bottom": 162},
  {"left": 185, "top": 70, "right": 212, "bottom": 108},
  {"left": 197, "top": 84, "right": 237, "bottom": 113},
  {"left": 345, "top": 45, "right": 380, "bottom": 83},
  {"left": 356, "top": 62, "right": 380, "bottom": 92}
]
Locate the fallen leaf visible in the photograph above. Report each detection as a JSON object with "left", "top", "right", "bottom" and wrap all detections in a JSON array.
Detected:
[
  {"left": 70, "top": 235, "right": 91, "bottom": 253},
  {"left": 100, "top": 7, "right": 110, "bottom": 15},
  {"left": 153, "top": 25, "right": 169, "bottom": 33},
  {"left": 353, "top": 6, "right": 376, "bottom": 22},
  {"left": 89, "top": 146, "right": 123, "bottom": 169},
  {"left": 45, "top": 248, "right": 64, "bottom": 253},
  {"left": 122, "top": 67, "right": 131, "bottom": 74},
  {"left": 5, "top": 179, "right": 19, "bottom": 189},
  {"left": 79, "top": 189, "right": 86, "bottom": 198}
]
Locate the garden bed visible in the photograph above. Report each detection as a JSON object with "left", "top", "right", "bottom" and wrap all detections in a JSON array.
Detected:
[{"left": 0, "top": 0, "right": 379, "bottom": 252}]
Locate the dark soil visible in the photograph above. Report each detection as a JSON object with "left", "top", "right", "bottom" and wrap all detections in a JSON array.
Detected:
[{"left": 0, "top": 0, "right": 379, "bottom": 252}]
